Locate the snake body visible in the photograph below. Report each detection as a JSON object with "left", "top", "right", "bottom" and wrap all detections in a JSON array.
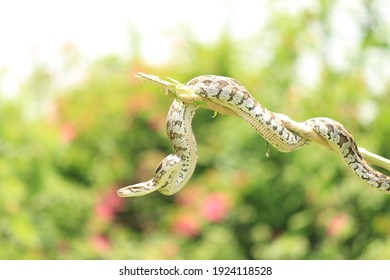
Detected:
[
  {"left": 117, "top": 75, "right": 390, "bottom": 197},
  {"left": 305, "top": 118, "right": 390, "bottom": 191},
  {"left": 187, "top": 76, "right": 309, "bottom": 152},
  {"left": 117, "top": 99, "right": 198, "bottom": 196}
]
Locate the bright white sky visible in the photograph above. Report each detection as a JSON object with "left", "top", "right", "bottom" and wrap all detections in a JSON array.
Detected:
[
  {"left": 0, "top": 0, "right": 317, "bottom": 96},
  {"left": 0, "top": 0, "right": 389, "bottom": 97}
]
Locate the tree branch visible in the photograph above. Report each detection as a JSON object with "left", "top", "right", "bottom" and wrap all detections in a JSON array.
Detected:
[{"left": 135, "top": 72, "right": 390, "bottom": 172}]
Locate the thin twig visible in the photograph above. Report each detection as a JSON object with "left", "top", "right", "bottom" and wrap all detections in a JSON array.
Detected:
[{"left": 359, "top": 148, "right": 390, "bottom": 171}]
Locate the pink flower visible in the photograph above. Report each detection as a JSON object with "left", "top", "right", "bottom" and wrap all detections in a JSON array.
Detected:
[
  {"left": 201, "top": 193, "right": 230, "bottom": 222},
  {"left": 91, "top": 234, "right": 111, "bottom": 252},
  {"left": 60, "top": 123, "right": 77, "bottom": 143},
  {"left": 326, "top": 212, "right": 349, "bottom": 237},
  {"left": 171, "top": 214, "right": 201, "bottom": 238},
  {"left": 94, "top": 188, "right": 125, "bottom": 222}
]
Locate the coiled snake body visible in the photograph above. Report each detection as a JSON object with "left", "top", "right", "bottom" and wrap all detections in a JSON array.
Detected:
[{"left": 117, "top": 75, "right": 390, "bottom": 197}]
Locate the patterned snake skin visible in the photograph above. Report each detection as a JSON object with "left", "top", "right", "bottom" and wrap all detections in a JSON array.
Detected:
[{"left": 117, "top": 75, "right": 390, "bottom": 197}]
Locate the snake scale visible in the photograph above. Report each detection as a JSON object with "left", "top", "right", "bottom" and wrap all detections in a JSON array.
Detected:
[{"left": 117, "top": 75, "right": 390, "bottom": 197}]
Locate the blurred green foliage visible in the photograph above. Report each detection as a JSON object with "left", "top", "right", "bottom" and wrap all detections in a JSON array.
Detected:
[{"left": 1, "top": 0, "right": 390, "bottom": 260}]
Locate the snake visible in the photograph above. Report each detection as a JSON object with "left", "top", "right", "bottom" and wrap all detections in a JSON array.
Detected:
[{"left": 117, "top": 75, "right": 390, "bottom": 197}]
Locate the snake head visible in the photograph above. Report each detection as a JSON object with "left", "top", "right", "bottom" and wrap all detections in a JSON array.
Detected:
[{"left": 117, "top": 179, "right": 158, "bottom": 197}]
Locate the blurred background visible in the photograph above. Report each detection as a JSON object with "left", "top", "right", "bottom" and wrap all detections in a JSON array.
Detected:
[{"left": 1, "top": 0, "right": 390, "bottom": 259}]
